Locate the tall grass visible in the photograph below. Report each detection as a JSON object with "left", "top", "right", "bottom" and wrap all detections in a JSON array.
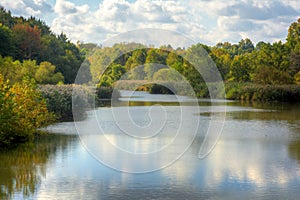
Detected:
[
  {"left": 38, "top": 85, "right": 94, "bottom": 121},
  {"left": 225, "top": 83, "right": 300, "bottom": 102}
]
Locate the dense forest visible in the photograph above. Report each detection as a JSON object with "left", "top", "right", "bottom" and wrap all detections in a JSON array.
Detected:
[
  {"left": 0, "top": 7, "right": 85, "bottom": 146},
  {"left": 0, "top": 7, "right": 84, "bottom": 84}
]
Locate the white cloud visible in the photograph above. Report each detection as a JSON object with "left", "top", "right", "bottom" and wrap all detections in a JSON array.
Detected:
[
  {"left": 51, "top": 0, "right": 197, "bottom": 45},
  {"left": 54, "top": 0, "right": 89, "bottom": 15},
  {"left": 217, "top": 0, "right": 298, "bottom": 20},
  {"left": 188, "top": 0, "right": 300, "bottom": 43},
  {"left": 1, "top": 0, "right": 300, "bottom": 46},
  {"left": 0, "top": 0, "right": 52, "bottom": 17}
]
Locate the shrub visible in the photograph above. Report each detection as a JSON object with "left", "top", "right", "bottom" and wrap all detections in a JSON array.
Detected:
[
  {"left": 39, "top": 85, "right": 93, "bottom": 121},
  {"left": 0, "top": 75, "right": 53, "bottom": 147},
  {"left": 225, "top": 83, "right": 300, "bottom": 102},
  {"left": 96, "top": 86, "right": 119, "bottom": 100},
  {"left": 149, "top": 83, "right": 175, "bottom": 94},
  {"left": 225, "top": 82, "right": 242, "bottom": 100}
]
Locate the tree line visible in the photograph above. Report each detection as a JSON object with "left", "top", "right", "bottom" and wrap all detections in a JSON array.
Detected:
[{"left": 87, "top": 18, "right": 300, "bottom": 90}]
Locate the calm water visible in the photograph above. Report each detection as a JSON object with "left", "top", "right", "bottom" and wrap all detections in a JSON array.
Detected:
[{"left": 1, "top": 91, "right": 300, "bottom": 199}]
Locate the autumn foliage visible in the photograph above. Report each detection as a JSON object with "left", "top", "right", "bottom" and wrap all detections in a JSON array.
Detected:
[{"left": 0, "top": 74, "right": 54, "bottom": 147}]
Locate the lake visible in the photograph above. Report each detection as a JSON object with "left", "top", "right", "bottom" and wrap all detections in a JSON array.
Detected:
[{"left": 1, "top": 91, "right": 300, "bottom": 199}]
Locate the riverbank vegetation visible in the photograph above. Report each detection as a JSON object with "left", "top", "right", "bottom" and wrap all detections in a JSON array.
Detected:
[
  {"left": 0, "top": 75, "right": 53, "bottom": 147},
  {"left": 38, "top": 84, "right": 94, "bottom": 121}
]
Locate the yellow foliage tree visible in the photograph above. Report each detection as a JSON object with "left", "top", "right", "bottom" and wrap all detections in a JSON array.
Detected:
[{"left": 0, "top": 74, "right": 54, "bottom": 147}]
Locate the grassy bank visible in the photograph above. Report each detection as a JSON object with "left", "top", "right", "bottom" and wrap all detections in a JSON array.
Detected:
[
  {"left": 114, "top": 80, "right": 300, "bottom": 102},
  {"left": 192, "top": 82, "right": 300, "bottom": 102},
  {"left": 225, "top": 83, "right": 300, "bottom": 102}
]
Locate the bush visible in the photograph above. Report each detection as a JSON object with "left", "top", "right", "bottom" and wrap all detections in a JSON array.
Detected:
[
  {"left": 39, "top": 85, "right": 93, "bottom": 121},
  {"left": 0, "top": 75, "right": 53, "bottom": 147},
  {"left": 225, "top": 83, "right": 300, "bottom": 102},
  {"left": 225, "top": 82, "right": 242, "bottom": 100},
  {"left": 149, "top": 83, "right": 175, "bottom": 94},
  {"left": 96, "top": 86, "right": 119, "bottom": 100}
]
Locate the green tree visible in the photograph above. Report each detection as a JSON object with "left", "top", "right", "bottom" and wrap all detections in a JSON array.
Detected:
[
  {"left": 228, "top": 54, "right": 252, "bottom": 82},
  {"left": 216, "top": 42, "right": 239, "bottom": 58},
  {"left": 253, "top": 65, "right": 293, "bottom": 84},
  {"left": 57, "top": 49, "right": 82, "bottom": 84},
  {"left": 289, "top": 44, "right": 300, "bottom": 76},
  {"left": 287, "top": 18, "right": 300, "bottom": 49},
  {"left": 238, "top": 38, "right": 254, "bottom": 54},
  {"left": 210, "top": 47, "right": 231, "bottom": 80},
  {"left": 41, "top": 34, "right": 84, "bottom": 83},
  {"left": 35, "top": 62, "right": 64, "bottom": 84},
  {"left": 144, "top": 48, "right": 168, "bottom": 80},
  {"left": 166, "top": 52, "right": 184, "bottom": 73},
  {"left": 153, "top": 68, "right": 183, "bottom": 81},
  {"left": 251, "top": 41, "right": 291, "bottom": 83},
  {"left": 125, "top": 49, "right": 147, "bottom": 70},
  {"left": 89, "top": 47, "right": 112, "bottom": 83},
  {"left": 0, "top": 56, "right": 64, "bottom": 85},
  {"left": 294, "top": 71, "right": 300, "bottom": 84},
  {"left": 0, "top": 56, "right": 23, "bottom": 84},
  {"left": 0, "top": 7, "right": 15, "bottom": 28},
  {"left": 144, "top": 63, "right": 166, "bottom": 80},
  {"left": 130, "top": 65, "right": 146, "bottom": 80},
  {"left": 0, "top": 24, "right": 14, "bottom": 56},
  {"left": 286, "top": 18, "right": 300, "bottom": 77},
  {"left": 184, "top": 43, "right": 213, "bottom": 84},
  {"left": 98, "top": 63, "right": 126, "bottom": 87},
  {"left": 21, "top": 60, "right": 38, "bottom": 78}
]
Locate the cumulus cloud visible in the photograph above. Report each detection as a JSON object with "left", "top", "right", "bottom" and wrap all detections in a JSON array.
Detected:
[
  {"left": 51, "top": 0, "right": 197, "bottom": 45},
  {"left": 218, "top": 0, "right": 298, "bottom": 20},
  {"left": 2, "top": 0, "right": 300, "bottom": 46},
  {"left": 190, "top": 0, "right": 300, "bottom": 44},
  {"left": 54, "top": 0, "right": 89, "bottom": 15},
  {"left": 218, "top": 16, "right": 262, "bottom": 32},
  {"left": 0, "top": 0, "right": 52, "bottom": 17}
]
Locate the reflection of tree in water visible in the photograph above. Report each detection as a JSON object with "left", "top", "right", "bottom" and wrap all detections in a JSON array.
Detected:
[
  {"left": 0, "top": 134, "right": 77, "bottom": 199},
  {"left": 289, "top": 139, "right": 300, "bottom": 165},
  {"left": 289, "top": 140, "right": 300, "bottom": 165}
]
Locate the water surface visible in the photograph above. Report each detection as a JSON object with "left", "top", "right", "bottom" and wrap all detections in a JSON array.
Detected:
[{"left": 1, "top": 91, "right": 300, "bottom": 199}]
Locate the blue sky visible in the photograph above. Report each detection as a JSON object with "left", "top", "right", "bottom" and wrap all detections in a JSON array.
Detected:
[{"left": 1, "top": 0, "right": 300, "bottom": 46}]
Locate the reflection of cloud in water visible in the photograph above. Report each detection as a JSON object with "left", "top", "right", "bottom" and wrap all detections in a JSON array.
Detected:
[
  {"left": 75, "top": 105, "right": 202, "bottom": 173},
  {"left": 166, "top": 138, "right": 300, "bottom": 190},
  {"left": 37, "top": 98, "right": 300, "bottom": 199},
  {"left": 34, "top": 126, "right": 300, "bottom": 199},
  {"left": 76, "top": 103, "right": 300, "bottom": 186}
]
